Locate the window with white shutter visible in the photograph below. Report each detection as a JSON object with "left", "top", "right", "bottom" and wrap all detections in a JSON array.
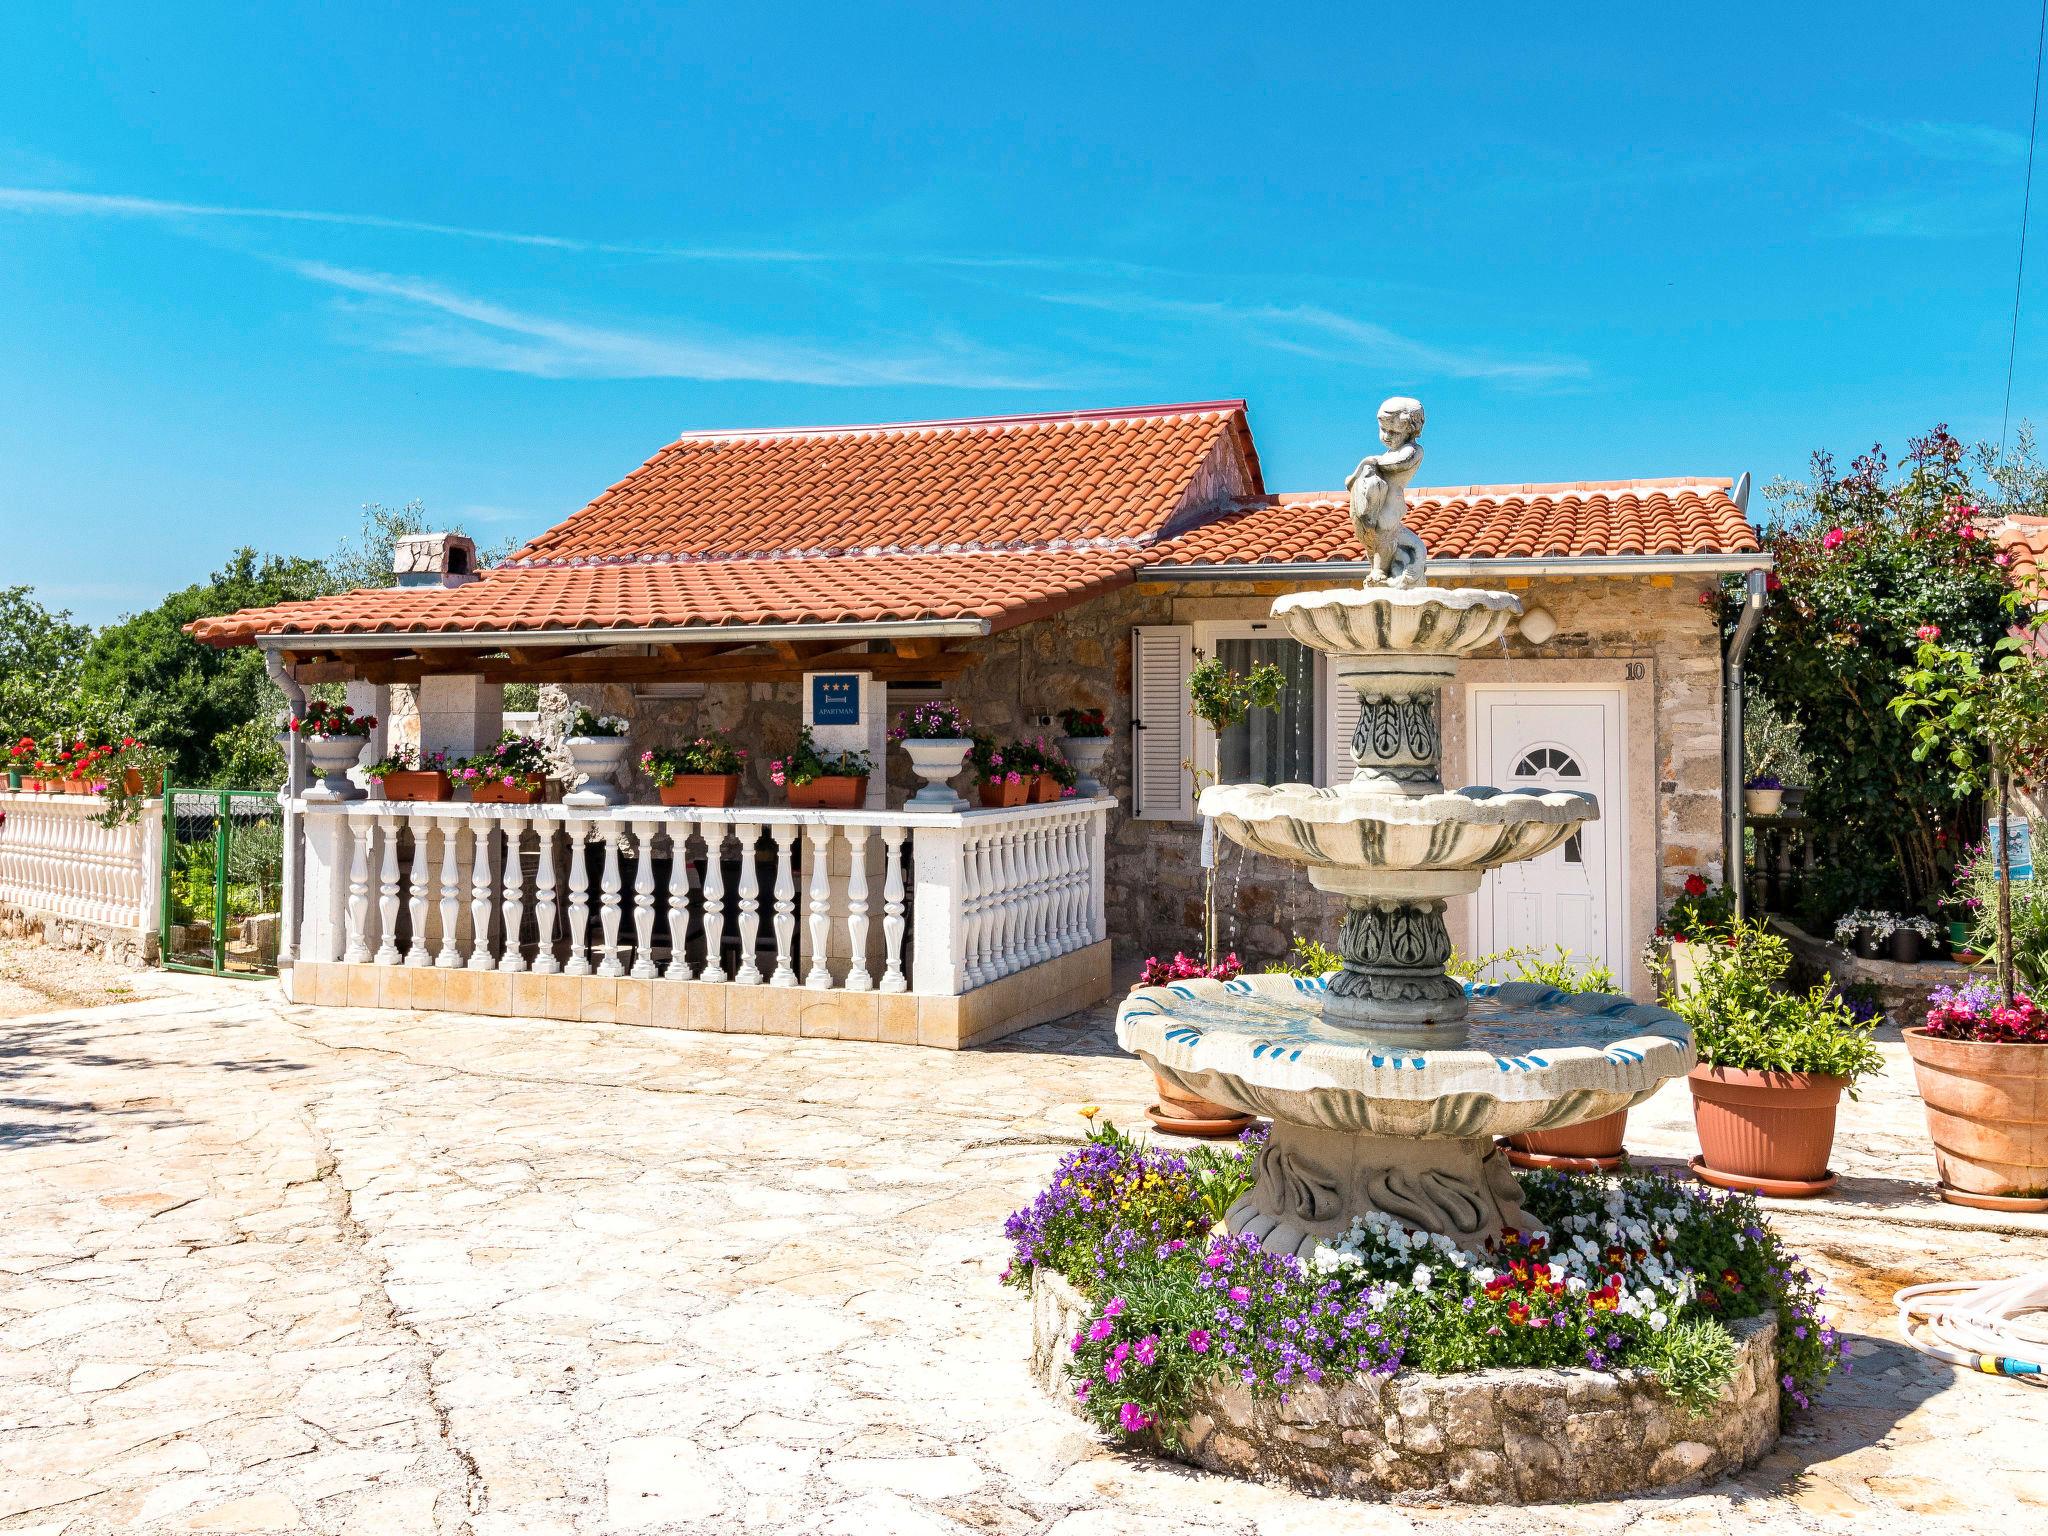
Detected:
[
  {"left": 1131, "top": 625, "right": 1195, "bottom": 820},
  {"left": 1322, "top": 658, "right": 1364, "bottom": 788}
]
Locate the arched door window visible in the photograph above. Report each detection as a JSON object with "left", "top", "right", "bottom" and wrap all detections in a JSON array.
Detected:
[{"left": 1511, "top": 744, "right": 1586, "bottom": 861}]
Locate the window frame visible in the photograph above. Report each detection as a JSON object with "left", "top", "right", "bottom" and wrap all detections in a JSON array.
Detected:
[{"left": 1189, "top": 619, "right": 1328, "bottom": 789}]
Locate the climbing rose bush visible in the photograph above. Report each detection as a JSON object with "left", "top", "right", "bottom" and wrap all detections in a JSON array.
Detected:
[{"left": 1005, "top": 1129, "right": 1847, "bottom": 1439}]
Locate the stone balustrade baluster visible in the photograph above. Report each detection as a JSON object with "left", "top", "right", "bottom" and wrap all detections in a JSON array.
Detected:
[
  {"left": 564, "top": 821, "right": 594, "bottom": 976},
  {"left": 498, "top": 812, "right": 529, "bottom": 973},
  {"left": 664, "top": 818, "right": 694, "bottom": 981},
  {"left": 596, "top": 817, "right": 624, "bottom": 979},
  {"left": 630, "top": 817, "right": 660, "bottom": 979},
  {"left": 959, "top": 831, "right": 987, "bottom": 988},
  {"left": 768, "top": 822, "right": 798, "bottom": 987},
  {"left": 374, "top": 811, "right": 402, "bottom": 965},
  {"left": 732, "top": 820, "right": 762, "bottom": 984},
  {"left": 404, "top": 816, "right": 432, "bottom": 967},
  {"left": 843, "top": 824, "right": 872, "bottom": 991},
  {"left": 467, "top": 817, "right": 498, "bottom": 971},
  {"left": 804, "top": 824, "right": 834, "bottom": 989},
  {"left": 435, "top": 818, "right": 463, "bottom": 968},
  {"left": 700, "top": 822, "right": 728, "bottom": 982},
  {"left": 531, "top": 818, "right": 560, "bottom": 975},
  {"left": 878, "top": 825, "right": 907, "bottom": 993},
  {"left": 343, "top": 816, "right": 374, "bottom": 964}
]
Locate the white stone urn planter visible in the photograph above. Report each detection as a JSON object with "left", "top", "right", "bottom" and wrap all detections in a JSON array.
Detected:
[
  {"left": 303, "top": 735, "right": 368, "bottom": 801},
  {"left": 563, "top": 736, "right": 629, "bottom": 806},
  {"left": 902, "top": 737, "right": 971, "bottom": 811},
  {"left": 1058, "top": 734, "right": 1111, "bottom": 798},
  {"left": 1744, "top": 787, "right": 1784, "bottom": 817}
]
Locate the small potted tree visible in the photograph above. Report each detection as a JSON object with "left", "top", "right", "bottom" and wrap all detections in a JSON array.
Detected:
[
  {"left": 643, "top": 733, "right": 747, "bottom": 807},
  {"left": 1672, "top": 921, "right": 1884, "bottom": 1197},
  {"left": 770, "top": 727, "right": 871, "bottom": 810},
  {"left": 365, "top": 747, "right": 453, "bottom": 802},
  {"left": 292, "top": 701, "right": 378, "bottom": 800},
  {"left": 562, "top": 708, "right": 630, "bottom": 806},
  {"left": 1056, "top": 707, "right": 1112, "bottom": 798},
  {"left": 971, "top": 735, "right": 1030, "bottom": 808},
  {"left": 891, "top": 702, "right": 973, "bottom": 811}
]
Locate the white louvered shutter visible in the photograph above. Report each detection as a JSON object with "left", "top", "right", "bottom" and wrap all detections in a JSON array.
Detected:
[
  {"left": 1131, "top": 626, "right": 1195, "bottom": 820},
  {"left": 1322, "top": 657, "right": 1363, "bottom": 788}
]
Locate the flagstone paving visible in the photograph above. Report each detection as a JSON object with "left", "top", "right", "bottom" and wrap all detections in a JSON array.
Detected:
[{"left": 2, "top": 943, "right": 2045, "bottom": 1535}]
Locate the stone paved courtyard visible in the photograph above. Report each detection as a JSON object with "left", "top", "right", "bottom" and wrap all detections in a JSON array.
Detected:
[{"left": 3, "top": 941, "right": 2047, "bottom": 1535}]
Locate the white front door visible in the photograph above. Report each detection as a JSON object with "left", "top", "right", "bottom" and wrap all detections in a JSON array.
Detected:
[{"left": 1469, "top": 688, "right": 1625, "bottom": 981}]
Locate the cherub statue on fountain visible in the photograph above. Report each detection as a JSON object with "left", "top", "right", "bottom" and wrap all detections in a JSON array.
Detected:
[{"left": 1346, "top": 396, "right": 1429, "bottom": 588}]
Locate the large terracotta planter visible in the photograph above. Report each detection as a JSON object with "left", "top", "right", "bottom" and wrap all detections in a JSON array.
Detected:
[
  {"left": 1147, "top": 1072, "right": 1254, "bottom": 1139},
  {"left": 1687, "top": 1065, "right": 1847, "bottom": 1197},
  {"left": 658, "top": 774, "right": 741, "bottom": 807},
  {"left": 1505, "top": 1110, "right": 1630, "bottom": 1172},
  {"left": 979, "top": 777, "right": 1030, "bottom": 808},
  {"left": 380, "top": 770, "right": 452, "bottom": 802},
  {"left": 1904, "top": 1027, "right": 2048, "bottom": 1210},
  {"left": 787, "top": 775, "right": 867, "bottom": 810}
]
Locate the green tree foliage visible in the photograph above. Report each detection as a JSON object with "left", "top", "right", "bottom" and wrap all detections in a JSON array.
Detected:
[
  {"left": 0, "top": 586, "right": 105, "bottom": 746},
  {"left": 1732, "top": 427, "right": 2019, "bottom": 914},
  {"left": 81, "top": 548, "right": 332, "bottom": 786}
]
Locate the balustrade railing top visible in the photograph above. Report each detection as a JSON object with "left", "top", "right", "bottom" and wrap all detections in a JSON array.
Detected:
[{"left": 0, "top": 790, "right": 163, "bottom": 935}]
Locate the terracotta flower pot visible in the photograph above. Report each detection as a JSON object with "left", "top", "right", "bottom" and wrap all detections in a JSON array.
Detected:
[
  {"left": 1687, "top": 1064, "right": 1847, "bottom": 1197},
  {"left": 658, "top": 774, "right": 741, "bottom": 807},
  {"left": 1904, "top": 1027, "right": 2048, "bottom": 1210},
  {"left": 1147, "top": 1072, "right": 1253, "bottom": 1138},
  {"left": 1030, "top": 772, "right": 1063, "bottom": 803},
  {"left": 468, "top": 779, "right": 544, "bottom": 805},
  {"left": 979, "top": 777, "right": 1030, "bottom": 808},
  {"left": 787, "top": 775, "right": 867, "bottom": 810},
  {"left": 1505, "top": 1110, "right": 1630, "bottom": 1172},
  {"left": 380, "top": 770, "right": 452, "bottom": 802},
  {"left": 120, "top": 767, "right": 163, "bottom": 797},
  {"left": 63, "top": 777, "right": 90, "bottom": 796}
]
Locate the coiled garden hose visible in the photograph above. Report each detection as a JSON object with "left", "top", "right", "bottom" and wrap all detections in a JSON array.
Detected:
[{"left": 1896, "top": 1272, "right": 2048, "bottom": 1382}]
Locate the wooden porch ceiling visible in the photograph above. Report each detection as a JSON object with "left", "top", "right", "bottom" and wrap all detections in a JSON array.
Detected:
[{"left": 280, "top": 634, "right": 978, "bottom": 687}]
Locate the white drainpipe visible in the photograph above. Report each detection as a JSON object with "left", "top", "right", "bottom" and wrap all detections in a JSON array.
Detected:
[{"left": 1724, "top": 568, "right": 1768, "bottom": 917}]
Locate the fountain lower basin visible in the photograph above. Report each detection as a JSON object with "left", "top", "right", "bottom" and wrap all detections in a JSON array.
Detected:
[{"left": 1118, "top": 973, "right": 1694, "bottom": 1256}]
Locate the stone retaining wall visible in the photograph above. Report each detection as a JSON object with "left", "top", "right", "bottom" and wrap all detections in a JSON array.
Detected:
[
  {"left": 1770, "top": 916, "right": 1967, "bottom": 1024},
  {"left": 1029, "top": 1268, "right": 1779, "bottom": 1505}
]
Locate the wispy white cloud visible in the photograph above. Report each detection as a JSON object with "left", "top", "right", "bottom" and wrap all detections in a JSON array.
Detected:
[
  {"left": 292, "top": 260, "right": 1059, "bottom": 388},
  {"left": 1041, "top": 292, "right": 1588, "bottom": 386},
  {"left": 1854, "top": 118, "right": 2029, "bottom": 165}
]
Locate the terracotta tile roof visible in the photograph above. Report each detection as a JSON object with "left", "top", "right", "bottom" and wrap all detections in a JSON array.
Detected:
[
  {"left": 1146, "top": 479, "right": 1762, "bottom": 566},
  {"left": 1992, "top": 515, "right": 2048, "bottom": 588},
  {"left": 507, "top": 401, "right": 1262, "bottom": 565},
  {"left": 186, "top": 547, "right": 1148, "bottom": 647}
]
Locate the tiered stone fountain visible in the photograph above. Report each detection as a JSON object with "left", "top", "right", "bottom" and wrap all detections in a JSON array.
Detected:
[{"left": 1117, "top": 399, "right": 1695, "bottom": 1257}]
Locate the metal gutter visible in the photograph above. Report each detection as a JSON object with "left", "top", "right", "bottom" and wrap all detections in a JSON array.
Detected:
[
  {"left": 1724, "top": 568, "right": 1768, "bottom": 918},
  {"left": 1137, "top": 552, "right": 1774, "bottom": 582},
  {"left": 254, "top": 617, "right": 994, "bottom": 651}
]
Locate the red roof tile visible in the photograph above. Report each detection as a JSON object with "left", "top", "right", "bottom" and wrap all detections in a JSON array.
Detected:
[
  {"left": 508, "top": 401, "right": 1261, "bottom": 564},
  {"left": 186, "top": 547, "right": 1147, "bottom": 647},
  {"left": 1993, "top": 515, "right": 2048, "bottom": 588},
  {"left": 1147, "top": 480, "right": 1761, "bottom": 567}
]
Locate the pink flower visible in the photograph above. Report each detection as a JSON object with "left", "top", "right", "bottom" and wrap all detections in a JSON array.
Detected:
[
  {"left": 1088, "top": 1315, "right": 1115, "bottom": 1342},
  {"left": 1134, "top": 1334, "right": 1158, "bottom": 1366},
  {"left": 1102, "top": 1297, "right": 1125, "bottom": 1318},
  {"left": 1103, "top": 1357, "right": 1122, "bottom": 1383},
  {"left": 1228, "top": 1285, "right": 1250, "bottom": 1304},
  {"left": 1917, "top": 624, "right": 1941, "bottom": 643},
  {"left": 1074, "top": 1381, "right": 1090, "bottom": 1403},
  {"left": 1117, "top": 1402, "right": 1152, "bottom": 1433},
  {"left": 1187, "top": 1328, "right": 1211, "bottom": 1353},
  {"left": 1821, "top": 527, "right": 1846, "bottom": 551}
]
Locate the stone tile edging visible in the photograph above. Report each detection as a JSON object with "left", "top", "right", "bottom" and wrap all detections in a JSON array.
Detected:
[{"left": 1028, "top": 1267, "right": 1779, "bottom": 1504}]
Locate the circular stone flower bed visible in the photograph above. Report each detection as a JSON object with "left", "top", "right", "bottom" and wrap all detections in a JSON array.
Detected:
[{"left": 1005, "top": 1128, "right": 1841, "bottom": 1505}]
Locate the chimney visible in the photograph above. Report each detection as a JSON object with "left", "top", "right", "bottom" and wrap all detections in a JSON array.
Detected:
[{"left": 392, "top": 532, "right": 480, "bottom": 589}]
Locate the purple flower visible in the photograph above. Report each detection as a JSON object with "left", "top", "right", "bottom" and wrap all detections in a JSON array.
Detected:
[
  {"left": 1074, "top": 1380, "right": 1090, "bottom": 1402},
  {"left": 1229, "top": 1286, "right": 1250, "bottom": 1304},
  {"left": 1088, "top": 1315, "right": 1115, "bottom": 1342}
]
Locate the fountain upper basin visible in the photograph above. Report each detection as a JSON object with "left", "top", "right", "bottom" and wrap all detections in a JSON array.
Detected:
[
  {"left": 1199, "top": 781, "right": 1598, "bottom": 895},
  {"left": 1274, "top": 585, "right": 1521, "bottom": 659}
]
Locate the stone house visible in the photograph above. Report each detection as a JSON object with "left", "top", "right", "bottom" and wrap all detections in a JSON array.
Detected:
[{"left": 194, "top": 400, "right": 1767, "bottom": 1015}]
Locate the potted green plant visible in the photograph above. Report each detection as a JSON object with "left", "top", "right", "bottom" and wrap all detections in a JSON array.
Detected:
[
  {"left": 891, "top": 701, "right": 973, "bottom": 811},
  {"left": 1907, "top": 981, "right": 2048, "bottom": 1210},
  {"left": 562, "top": 707, "right": 630, "bottom": 806},
  {"left": 455, "top": 732, "right": 557, "bottom": 804},
  {"left": 1649, "top": 874, "right": 1734, "bottom": 1000},
  {"left": 769, "top": 726, "right": 870, "bottom": 810},
  {"left": 292, "top": 700, "right": 378, "bottom": 800},
  {"left": 366, "top": 746, "right": 453, "bottom": 802},
  {"left": 642, "top": 732, "right": 747, "bottom": 807},
  {"left": 971, "top": 734, "right": 1030, "bottom": 808},
  {"left": 1670, "top": 921, "right": 1884, "bottom": 1197},
  {"left": 1056, "top": 706, "right": 1111, "bottom": 798}
]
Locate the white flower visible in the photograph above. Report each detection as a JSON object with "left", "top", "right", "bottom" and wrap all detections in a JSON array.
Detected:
[{"left": 1649, "top": 1308, "right": 1669, "bottom": 1331}]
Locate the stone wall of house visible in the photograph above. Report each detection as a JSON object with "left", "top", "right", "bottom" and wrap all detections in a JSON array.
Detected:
[{"left": 541, "top": 572, "right": 1724, "bottom": 984}]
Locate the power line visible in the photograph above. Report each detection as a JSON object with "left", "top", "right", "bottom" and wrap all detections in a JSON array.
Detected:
[{"left": 2000, "top": 0, "right": 2048, "bottom": 466}]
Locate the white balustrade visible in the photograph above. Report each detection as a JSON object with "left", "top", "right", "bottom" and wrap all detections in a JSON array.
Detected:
[
  {"left": 290, "top": 798, "right": 1110, "bottom": 1004},
  {"left": 0, "top": 792, "right": 162, "bottom": 937}
]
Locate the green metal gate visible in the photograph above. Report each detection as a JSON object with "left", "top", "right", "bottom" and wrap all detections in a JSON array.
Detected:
[{"left": 160, "top": 788, "right": 286, "bottom": 977}]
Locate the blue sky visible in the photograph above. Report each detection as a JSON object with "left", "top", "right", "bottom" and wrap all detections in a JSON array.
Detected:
[{"left": 3, "top": 2, "right": 2044, "bottom": 622}]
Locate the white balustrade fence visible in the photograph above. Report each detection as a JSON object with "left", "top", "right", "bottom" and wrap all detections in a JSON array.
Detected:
[
  {"left": 0, "top": 791, "right": 162, "bottom": 936},
  {"left": 296, "top": 799, "right": 1109, "bottom": 998}
]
